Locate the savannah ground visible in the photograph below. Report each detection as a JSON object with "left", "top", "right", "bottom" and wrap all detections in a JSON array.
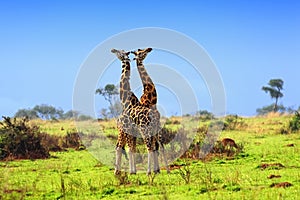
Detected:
[{"left": 0, "top": 114, "right": 299, "bottom": 199}]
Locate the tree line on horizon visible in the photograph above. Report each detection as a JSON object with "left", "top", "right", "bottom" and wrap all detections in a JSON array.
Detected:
[
  {"left": 14, "top": 104, "right": 93, "bottom": 121},
  {"left": 11, "top": 78, "right": 300, "bottom": 121},
  {"left": 97, "top": 79, "right": 300, "bottom": 118}
]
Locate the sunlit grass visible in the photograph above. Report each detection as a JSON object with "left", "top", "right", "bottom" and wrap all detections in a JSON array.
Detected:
[{"left": 0, "top": 115, "right": 299, "bottom": 199}]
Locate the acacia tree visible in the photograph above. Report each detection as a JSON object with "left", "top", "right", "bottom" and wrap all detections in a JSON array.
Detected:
[
  {"left": 15, "top": 104, "right": 64, "bottom": 120},
  {"left": 262, "top": 78, "right": 284, "bottom": 112},
  {"left": 95, "top": 84, "right": 121, "bottom": 118},
  {"left": 33, "top": 104, "right": 64, "bottom": 120},
  {"left": 14, "top": 108, "right": 39, "bottom": 119}
]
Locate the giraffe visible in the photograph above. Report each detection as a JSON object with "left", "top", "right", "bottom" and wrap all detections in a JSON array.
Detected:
[
  {"left": 111, "top": 49, "right": 139, "bottom": 175},
  {"left": 131, "top": 48, "right": 170, "bottom": 174},
  {"left": 112, "top": 48, "right": 169, "bottom": 175}
]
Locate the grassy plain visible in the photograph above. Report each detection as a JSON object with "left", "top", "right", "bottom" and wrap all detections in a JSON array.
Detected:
[{"left": 0, "top": 115, "right": 299, "bottom": 199}]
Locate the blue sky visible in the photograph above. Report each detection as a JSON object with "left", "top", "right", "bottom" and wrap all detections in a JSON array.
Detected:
[{"left": 0, "top": 1, "right": 299, "bottom": 117}]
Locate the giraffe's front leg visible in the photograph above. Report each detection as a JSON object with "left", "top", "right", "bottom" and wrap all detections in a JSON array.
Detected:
[
  {"left": 115, "top": 146, "right": 123, "bottom": 175},
  {"left": 147, "top": 151, "right": 153, "bottom": 175}
]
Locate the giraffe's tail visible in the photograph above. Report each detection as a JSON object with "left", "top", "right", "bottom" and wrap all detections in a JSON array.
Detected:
[{"left": 122, "top": 147, "right": 128, "bottom": 160}]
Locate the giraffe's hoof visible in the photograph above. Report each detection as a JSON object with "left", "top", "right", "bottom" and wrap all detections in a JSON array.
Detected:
[
  {"left": 130, "top": 172, "right": 137, "bottom": 175},
  {"left": 154, "top": 169, "right": 160, "bottom": 174}
]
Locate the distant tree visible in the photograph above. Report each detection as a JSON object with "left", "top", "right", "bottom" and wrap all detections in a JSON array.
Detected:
[
  {"left": 14, "top": 108, "right": 39, "bottom": 119},
  {"left": 256, "top": 104, "right": 286, "bottom": 115},
  {"left": 286, "top": 106, "right": 296, "bottom": 114},
  {"left": 108, "top": 100, "right": 122, "bottom": 117},
  {"left": 95, "top": 84, "right": 119, "bottom": 106},
  {"left": 99, "top": 108, "right": 109, "bottom": 120},
  {"left": 196, "top": 110, "right": 215, "bottom": 121},
  {"left": 95, "top": 84, "right": 121, "bottom": 118},
  {"left": 77, "top": 114, "right": 94, "bottom": 121},
  {"left": 14, "top": 105, "right": 83, "bottom": 120},
  {"left": 262, "top": 78, "right": 284, "bottom": 112},
  {"left": 33, "top": 104, "right": 64, "bottom": 120},
  {"left": 62, "top": 110, "right": 79, "bottom": 119}
]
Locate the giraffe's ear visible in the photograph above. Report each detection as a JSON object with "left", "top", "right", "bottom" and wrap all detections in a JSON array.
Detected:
[
  {"left": 126, "top": 52, "right": 130, "bottom": 56},
  {"left": 138, "top": 49, "right": 142, "bottom": 51},
  {"left": 146, "top": 48, "right": 152, "bottom": 52}
]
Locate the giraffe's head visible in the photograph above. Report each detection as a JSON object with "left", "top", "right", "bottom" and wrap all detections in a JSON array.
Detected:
[
  {"left": 131, "top": 48, "right": 152, "bottom": 61},
  {"left": 111, "top": 49, "right": 130, "bottom": 62}
]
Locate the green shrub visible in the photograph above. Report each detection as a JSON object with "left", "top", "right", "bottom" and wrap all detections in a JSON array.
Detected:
[
  {"left": 288, "top": 111, "right": 300, "bottom": 132},
  {"left": 223, "top": 115, "right": 246, "bottom": 130},
  {"left": 0, "top": 116, "right": 49, "bottom": 160}
]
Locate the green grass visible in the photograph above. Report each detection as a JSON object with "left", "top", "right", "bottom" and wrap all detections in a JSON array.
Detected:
[{"left": 1, "top": 115, "right": 300, "bottom": 199}]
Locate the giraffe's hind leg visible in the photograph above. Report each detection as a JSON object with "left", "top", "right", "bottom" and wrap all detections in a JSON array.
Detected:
[
  {"left": 147, "top": 150, "right": 153, "bottom": 175},
  {"left": 160, "top": 144, "right": 170, "bottom": 174},
  {"left": 153, "top": 150, "right": 160, "bottom": 174},
  {"left": 146, "top": 136, "right": 160, "bottom": 174}
]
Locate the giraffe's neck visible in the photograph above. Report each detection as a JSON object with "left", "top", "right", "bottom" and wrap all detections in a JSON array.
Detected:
[
  {"left": 136, "top": 59, "right": 157, "bottom": 106},
  {"left": 136, "top": 60, "right": 154, "bottom": 86},
  {"left": 119, "top": 60, "right": 132, "bottom": 106}
]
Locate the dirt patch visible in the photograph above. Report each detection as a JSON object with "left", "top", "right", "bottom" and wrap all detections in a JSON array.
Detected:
[
  {"left": 286, "top": 143, "right": 294, "bottom": 147},
  {"left": 4, "top": 189, "right": 24, "bottom": 194},
  {"left": 270, "top": 182, "right": 292, "bottom": 188},
  {"left": 268, "top": 174, "right": 281, "bottom": 179},
  {"left": 259, "top": 163, "right": 285, "bottom": 170}
]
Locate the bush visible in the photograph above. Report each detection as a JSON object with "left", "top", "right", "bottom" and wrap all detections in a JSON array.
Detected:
[
  {"left": 0, "top": 116, "right": 49, "bottom": 160},
  {"left": 63, "top": 132, "right": 85, "bottom": 150},
  {"left": 223, "top": 115, "right": 246, "bottom": 130},
  {"left": 197, "top": 110, "right": 215, "bottom": 121},
  {"left": 288, "top": 111, "right": 300, "bottom": 133},
  {"left": 40, "top": 132, "right": 85, "bottom": 151}
]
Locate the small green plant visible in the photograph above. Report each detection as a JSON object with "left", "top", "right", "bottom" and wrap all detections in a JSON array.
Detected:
[
  {"left": 115, "top": 171, "right": 129, "bottom": 185},
  {"left": 148, "top": 173, "right": 157, "bottom": 185},
  {"left": 101, "top": 187, "right": 115, "bottom": 196},
  {"left": 60, "top": 174, "right": 66, "bottom": 200},
  {"left": 178, "top": 160, "right": 192, "bottom": 184}
]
